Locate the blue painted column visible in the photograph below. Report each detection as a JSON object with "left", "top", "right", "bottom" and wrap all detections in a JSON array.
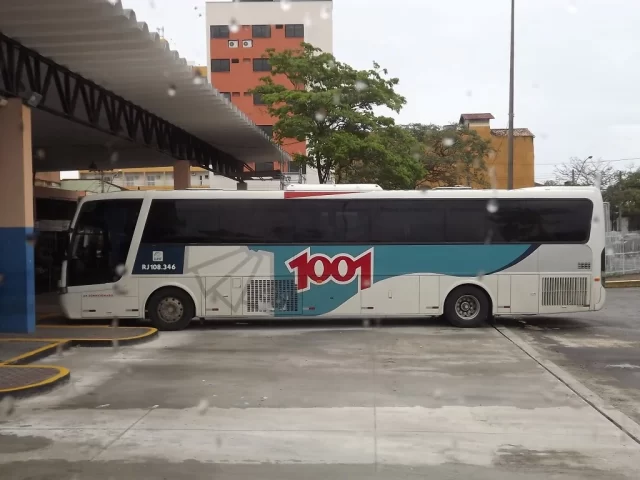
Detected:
[{"left": 0, "top": 98, "right": 35, "bottom": 333}]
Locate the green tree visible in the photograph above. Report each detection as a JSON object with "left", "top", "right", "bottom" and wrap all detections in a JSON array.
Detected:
[
  {"left": 250, "top": 42, "right": 406, "bottom": 183},
  {"left": 604, "top": 169, "right": 640, "bottom": 220},
  {"left": 343, "top": 125, "right": 424, "bottom": 189},
  {"left": 403, "top": 123, "right": 491, "bottom": 188}
]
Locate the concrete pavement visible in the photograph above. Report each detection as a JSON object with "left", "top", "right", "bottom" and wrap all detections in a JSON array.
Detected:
[
  {"left": 498, "top": 288, "right": 640, "bottom": 427},
  {"left": 1, "top": 318, "right": 640, "bottom": 479}
]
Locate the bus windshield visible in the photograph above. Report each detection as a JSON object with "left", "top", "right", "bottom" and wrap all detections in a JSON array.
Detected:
[{"left": 67, "top": 199, "right": 142, "bottom": 287}]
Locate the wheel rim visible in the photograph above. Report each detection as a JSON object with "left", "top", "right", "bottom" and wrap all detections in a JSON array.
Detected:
[
  {"left": 454, "top": 295, "right": 480, "bottom": 320},
  {"left": 157, "top": 297, "right": 184, "bottom": 323}
]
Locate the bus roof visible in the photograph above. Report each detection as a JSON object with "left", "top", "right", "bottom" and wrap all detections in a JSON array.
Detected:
[
  {"left": 284, "top": 184, "right": 383, "bottom": 191},
  {"left": 79, "top": 186, "right": 603, "bottom": 204}
]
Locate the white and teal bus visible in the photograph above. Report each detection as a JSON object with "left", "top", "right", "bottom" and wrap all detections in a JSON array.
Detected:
[{"left": 59, "top": 185, "right": 606, "bottom": 330}]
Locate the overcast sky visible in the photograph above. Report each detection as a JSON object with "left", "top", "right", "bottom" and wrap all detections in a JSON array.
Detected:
[{"left": 122, "top": 0, "right": 640, "bottom": 183}]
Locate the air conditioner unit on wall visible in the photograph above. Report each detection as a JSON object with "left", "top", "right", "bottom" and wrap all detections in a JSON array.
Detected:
[
  {"left": 242, "top": 40, "right": 253, "bottom": 48},
  {"left": 228, "top": 40, "right": 239, "bottom": 48}
]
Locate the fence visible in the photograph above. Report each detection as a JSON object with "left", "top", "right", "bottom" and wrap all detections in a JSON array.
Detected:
[{"left": 605, "top": 231, "right": 640, "bottom": 277}]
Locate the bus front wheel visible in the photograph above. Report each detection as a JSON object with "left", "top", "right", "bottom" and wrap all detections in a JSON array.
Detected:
[
  {"left": 147, "top": 287, "right": 195, "bottom": 331},
  {"left": 444, "top": 285, "right": 490, "bottom": 328}
]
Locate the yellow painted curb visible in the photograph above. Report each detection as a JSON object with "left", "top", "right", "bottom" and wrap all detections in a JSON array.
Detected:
[
  {"left": 0, "top": 365, "right": 70, "bottom": 395},
  {"left": 605, "top": 280, "right": 640, "bottom": 288},
  {"left": 2, "top": 327, "right": 158, "bottom": 343},
  {"left": 0, "top": 341, "right": 65, "bottom": 366}
]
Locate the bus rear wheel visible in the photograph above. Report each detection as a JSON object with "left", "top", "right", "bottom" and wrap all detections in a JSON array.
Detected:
[
  {"left": 444, "top": 285, "right": 490, "bottom": 328},
  {"left": 147, "top": 288, "right": 194, "bottom": 331}
]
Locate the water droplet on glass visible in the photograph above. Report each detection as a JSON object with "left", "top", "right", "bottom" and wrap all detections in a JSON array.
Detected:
[
  {"left": 593, "top": 215, "right": 600, "bottom": 224},
  {"left": 151, "top": 404, "right": 159, "bottom": 409},
  {"left": 0, "top": 97, "right": 8, "bottom": 108},
  {"left": 261, "top": 396, "right": 268, "bottom": 401},
  {"left": 0, "top": 396, "right": 15, "bottom": 419},
  {"left": 362, "top": 318, "right": 371, "bottom": 328},
  {"left": 303, "top": 12, "right": 312, "bottom": 27},
  {"left": 196, "top": 399, "right": 209, "bottom": 415},
  {"left": 606, "top": 246, "right": 614, "bottom": 255},
  {"left": 332, "top": 92, "right": 341, "bottom": 105},
  {"left": 412, "top": 152, "right": 421, "bottom": 160},
  {"left": 113, "top": 283, "right": 128, "bottom": 295},
  {"left": 476, "top": 270, "right": 485, "bottom": 280},
  {"left": 472, "top": 157, "right": 481, "bottom": 168},
  {"left": 193, "top": 73, "right": 205, "bottom": 85},
  {"left": 486, "top": 199, "right": 499, "bottom": 213},
  {"left": 465, "top": 89, "right": 473, "bottom": 97},
  {"left": 532, "top": 82, "right": 540, "bottom": 89},
  {"left": 35, "top": 148, "right": 46, "bottom": 160},
  {"left": 56, "top": 343, "right": 64, "bottom": 357},
  {"left": 326, "top": 60, "right": 335, "bottom": 68},
  {"left": 96, "top": 403, "right": 110, "bottom": 409},
  {"left": 111, "top": 317, "right": 119, "bottom": 328},
  {"left": 433, "top": 389, "right": 442, "bottom": 399},
  {"left": 216, "top": 436, "right": 223, "bottom": 448},
  {"left": 109, "top": 151, "right": 119, "bottom": 164},
  {"left": 229, "top": 17, "right": 240, "bottom": 33},
  {"left": 167, "top": 85, "right": 177, "bottom": 97},
  {"left": 355, "top": 80, "right": 368, "bottom": 92},
  {"left": 27, "top": 93, "right": 42, "bottom": 107},
  {"left": 115, "top": 264, "right": 127, "bottom": 277},
  {"left": 0, "top": 273, "right": 4, "bottom": 286},
  {"left": 314, "top": 109, "right": 327, "bottom": 122},
  {"left": 320, "top": 6, "right": 331, "bottom": 19},
  {"left": 112, "top": 339, "right": 119, "bottom": 352},
  {"left": 488, "top": 166, "right": 497, "bottom": 190},
  {"left": 484, "top": 230, "right": 494, "bottom": 245},
  {"left": 566, "top": 1, "right": 578, "bottom": 14},
  {"left": 442, "top": 137, "right": 454, "bottom": 147},
  {"left": 280, "top": 0, "right": 292, "bottom": 11},
  {"left": 148, "top": 0, "right": 156, "bottom": 8}
]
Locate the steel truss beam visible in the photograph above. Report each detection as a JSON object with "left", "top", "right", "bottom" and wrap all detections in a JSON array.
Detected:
[{"left": 0, "top": 33, "right": 244, "bottom": 178}]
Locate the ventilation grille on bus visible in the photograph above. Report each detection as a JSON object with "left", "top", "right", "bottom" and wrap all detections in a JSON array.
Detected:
[
  {"left": 541, "top": 277, "right": 589, "bottom": 306},
  {"left": 577, "top": 262, "right": 591, "bottom": 270},
  {"left": 246, "top": 279, "right": 299, "bottom": 313}
]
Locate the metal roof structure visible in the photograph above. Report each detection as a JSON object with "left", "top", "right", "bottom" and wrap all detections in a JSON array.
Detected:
[{"left": 0, "top": 0, "right": 290, "bottom": 174}]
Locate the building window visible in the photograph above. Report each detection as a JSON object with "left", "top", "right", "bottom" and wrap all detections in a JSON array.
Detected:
[
  {"left": 146, "top": 175, "right": 159, "bottom": 186},
  {"left": 231, "top": 58, "right": 240, "bottom": 64},
  {"left": 253, "top": 93, "right": 265, "bottom": 105},
  {"left": 243, "top": 91, "right": 252, "bottom": 97},
  {"left": 258, "top": 125, "right": 273, "bottom": 137},
  {"left": 253, "top": 58, "right": 271, "bottom": 72},
  {"left": 275, "top": 25, "right": 284, "bottom": 30},
  {"left": 210, "top": 25, "right": 229, "bottom": 39},
  {"left": 211, "top": 59, "right": 230, "bottom": 72},
  {"left": 252, "top": 25, "right": 271, "bottom": 38},
  {"left": 232, "top": 92, "right": 240, "bottom": 97},
  {"left": 288, "top": 163, "right": 306, "bottom": 174},
  {"left": 285, "top": 24, "right": 304, "bottom": 38},
  {"left": 256, "top": 162, "right": 275, "bottom": 172},
  {"left": 125, "top": 174, "right": 138, "bottom": 187},
  {"left": 220, "top": 92, "right": 231, "bottom": 101}
]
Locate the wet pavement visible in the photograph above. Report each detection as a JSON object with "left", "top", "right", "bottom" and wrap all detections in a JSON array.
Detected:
[
  {"left": 1, "top": 312, "right": 640, "bottom": 479},
  {"left": 497, "top": 287, "right": 640, "bottom": 426}
]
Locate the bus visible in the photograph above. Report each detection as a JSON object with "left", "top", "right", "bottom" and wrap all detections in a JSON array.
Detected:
[{"left": 59, "top": 185, "right": 606, "bottom": 330}]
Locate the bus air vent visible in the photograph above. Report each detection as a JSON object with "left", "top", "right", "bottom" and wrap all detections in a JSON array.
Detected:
[
  {"left": 577, "top": 262, "right": 591, "bottom": 270},
  {"left": 541, "top": 276, "right": 589, "bottom": 306},
  {"left": 247, "top": 279, "right": 299, "bottom": 313}
]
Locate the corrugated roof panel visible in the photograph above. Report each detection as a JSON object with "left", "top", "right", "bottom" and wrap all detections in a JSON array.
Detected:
[{"left": 0, "top": 0, "right": 290, "bottom": 166}]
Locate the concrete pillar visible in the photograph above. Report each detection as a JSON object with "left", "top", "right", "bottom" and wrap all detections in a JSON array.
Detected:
[
  {"left": 237, "top": 181, "right": 248, "bottom": 191},
  {"left": 0, "top": 99, "right": 35, "bottom": 333},
  {"left": 173, "top": 160, "right": 190, "bottom": 190}
]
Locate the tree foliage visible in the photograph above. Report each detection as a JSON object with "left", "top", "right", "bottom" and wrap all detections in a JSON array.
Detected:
[
  {"left": 604, "top": 168, "right": 640, "bottom": 218},
  {"left": 250, "top": 42, "right": 406, "bottom": 184},
  {"left": 404, "top": 123, "right": 491, "bottom": 188},
  {"left": 553, "top": 156, "right": 617, "bottom": 188},
  {"left": 342, "top": 126, "right": 424, "bottom": 189}
]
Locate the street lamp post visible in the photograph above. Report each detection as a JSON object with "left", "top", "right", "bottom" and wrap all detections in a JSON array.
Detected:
[{"left": 507, "top": 0, "right": 515, "bottom": 190}]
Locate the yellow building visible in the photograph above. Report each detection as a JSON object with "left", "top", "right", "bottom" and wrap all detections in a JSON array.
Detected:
[
  {"left": 77, "top": 166, "right": 212, "bottom": 191},
  {"left": 459, "top": 113, "right": 534, "bottom": 189}
]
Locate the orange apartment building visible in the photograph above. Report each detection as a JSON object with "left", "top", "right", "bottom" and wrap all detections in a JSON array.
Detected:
[{"left": 206, "top": 0, "right": 334, "bottom": 187}]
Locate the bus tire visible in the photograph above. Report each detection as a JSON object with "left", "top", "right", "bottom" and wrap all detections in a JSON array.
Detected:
[
  {"left": 444, "top": 285, "right": 490, "bottom": 328},
  {"left": 147, "top": 287, "right": 195, "bottom": 331}
]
